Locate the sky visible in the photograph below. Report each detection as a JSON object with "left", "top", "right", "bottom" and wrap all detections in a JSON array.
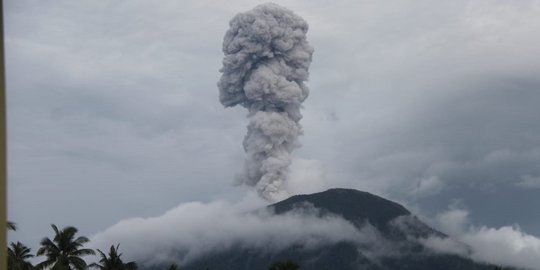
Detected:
[{"left": 5, "top": 0, "right": 540, "bottom": 267}]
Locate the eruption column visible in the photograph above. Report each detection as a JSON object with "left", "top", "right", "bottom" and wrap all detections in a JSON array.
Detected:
[{"left": 218, "top": 3, "right": 314, "bottom": 200}]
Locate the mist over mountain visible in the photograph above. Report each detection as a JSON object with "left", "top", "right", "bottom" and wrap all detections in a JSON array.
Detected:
[{"left": 143, "top": 188, "right": 509, "bottom": 270}]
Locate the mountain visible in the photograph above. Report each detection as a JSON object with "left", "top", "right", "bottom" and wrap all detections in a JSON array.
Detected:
[
  {"left": 147, "top": 188, "right": 509, "bottom": 270},
  {"left": 270, "top": 188, "right": 444, "bottom": 239}
]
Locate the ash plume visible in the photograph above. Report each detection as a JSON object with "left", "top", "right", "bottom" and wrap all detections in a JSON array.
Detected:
[{"left": 218, "top": 3, "right": 314, "bottom": 200}]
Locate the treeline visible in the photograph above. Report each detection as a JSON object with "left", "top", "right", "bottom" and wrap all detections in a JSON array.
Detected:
[{"left": 6, "top": 222, "right": 300, "bottom": 270}]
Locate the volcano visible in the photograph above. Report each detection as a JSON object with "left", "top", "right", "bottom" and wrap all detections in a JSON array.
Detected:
[{"left": 148, "top": 189, "right": 511, "bottom": 270}]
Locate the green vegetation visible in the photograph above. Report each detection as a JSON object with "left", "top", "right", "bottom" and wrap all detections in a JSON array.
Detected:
[
  {"left": 166, "top": 264, "right": 179, "bottom": 270},
  {"left": 35, "top": 224, "right": 95, "bottom": 270},
  {"left": 90, "top": 244, "right": 137, "bottom": 270},
  {"left": 7, "top": 242, "right": 34, "bottom": 270},
  {"left": 269, "top": 259, "right": 300, "bottom": 270},
  {"left": 7, "top": 222, "right": 168, "bottom": 270}
]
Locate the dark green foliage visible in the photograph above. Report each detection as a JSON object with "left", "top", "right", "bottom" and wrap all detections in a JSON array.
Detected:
[
  {"left": 7, "top": 242, "right": 34, "bottom": 270},
  {"left": 381, "top": 254, "right": 501, "bottom": 270},
  {"left": 166, "top": 264, "right": 179, "bottom": 270},
  {"left": 269, "top": 259, "right": 299, "bottom": 270},
  {"left": 493, "top": 266, "right": 514, "bottom": 270},
  {"left": 90, "top": 244, "right": 137, "bottom": 270},
  {"left": 35, "top": 224, "right": 95, "bottom": 270}
]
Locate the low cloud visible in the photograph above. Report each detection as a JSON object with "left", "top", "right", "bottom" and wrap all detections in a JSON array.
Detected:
[
  {"left": 421, "top": 237, "right": 469, "bottom": 257},
  {"left": 90, "top": 192, "right": 370, "bottom": 267},
  {"left": 421, "top": 208, "right": 540, "bottom": 269}
]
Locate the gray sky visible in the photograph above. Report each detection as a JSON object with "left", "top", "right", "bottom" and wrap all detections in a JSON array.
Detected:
[{"left": 5, "top": 0, "right": 540, "bottom": 265}]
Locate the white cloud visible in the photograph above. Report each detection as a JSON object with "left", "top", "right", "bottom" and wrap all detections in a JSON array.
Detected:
[
  {"left": 420, "top": 237, "right": 469, "bottom": 257},
  {"left": 423, "top": 207, "right": 540, "bottom": 269},
  {"left": 89, "top": 192, "right": 370, "bottom": 267},
  {"left": 285, "top": 158, "right": 327, "bottom": 196},
  {"left": 433, "top": 207, "right": 469, "bottom": 236},
  {"left": 6, "top": 0, "right": 540, "bottom": 254},
  {"left": 463, "top": 225, "right": 540, "bottom": 269}
]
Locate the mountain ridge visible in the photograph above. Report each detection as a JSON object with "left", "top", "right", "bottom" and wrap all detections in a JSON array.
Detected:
[{"left": 145, "top": 188, "right": 513, "bottom": 270}]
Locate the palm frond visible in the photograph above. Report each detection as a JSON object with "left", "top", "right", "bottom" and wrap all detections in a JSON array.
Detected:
[
  {"left": 35, "top": 259, "right": 56, "bottom": 270},
  {"left": 37, "top": 237, "right": 60, "bottom": 256},
  {"left": 73, "top": 236, "right": 91, "bottom": 245},
  {"left": 63, "top": 226, "right": 79, "bottom": 238},
  {"left": 9, "top": 242, "right": 34, "bottom": 259},
  {"left": 89, "top": 262, "right": 105, "bottom": 269},
  {"left": 125, "top": 261, "right": 138, "bottom": 270},
  {"left": 7, "top": 221, "right": 17, "bottom": 231},
  {"left": 95, "top": 249, "right": 107, "bottom": 261},
  {"left": 51, "top": 224, "right": 60, "bottom": 236},
  {"left": 69, "top": 255, "right": 89, "bottom": 270}
]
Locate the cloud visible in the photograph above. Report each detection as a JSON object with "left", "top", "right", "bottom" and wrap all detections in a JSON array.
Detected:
[
  {"left": 464, "top": 225, "right": 540, "bottom": 269},
  {"left": 420, "top": 237, "right": 469, "bottom": 257},
  {"left": 285, "top": 157, "right": 327, "bottom": 196},
  {"left": 6, "top": 0, "right": 540, "bottom": 253},
  {"left": 89, "top": 192, "right": 369, "bottom": 267},
  {"left": 297, "top": 0, "right": 540, "bottom": 199},
  {"left": 517, "top": 175, "right": 540, "bottom": 189},
  {"left": 422, "top": 207, "right": 540, "bottom": 269},
  {"left": 433, "top": 207, "right": 469, "bottom": 236},
  {"left": 409, "top": 176, "right": 444, "bottom": 198}
]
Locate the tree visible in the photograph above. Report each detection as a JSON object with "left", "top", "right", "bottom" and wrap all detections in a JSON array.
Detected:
[
  {"left": 166, "top": 264, "right": 179, "bottom": 270},
  {"left": 89, "top": 244, "right": 137, "bottom": 270},
  {"left": 36, "top": 224, "right": 95, "bottom": 270},
  {"left": 7, "top": 242, "right": 34, "bottom": 270},
  {"left": 269, "top": 259, "right": 300, "bottom": 270}
]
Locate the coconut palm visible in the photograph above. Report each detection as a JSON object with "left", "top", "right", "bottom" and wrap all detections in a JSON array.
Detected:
[
  {"left": 7, "top": 241, "right": 34, "bottom": 270},
  {"left": 35, "top": 224, "right": 95, "bottom": 270},
  {"left": 89, "top": 244, "right": 137, "bottom": 270},
  {"left": 269, "top": 259, "right": 300, "bottom": 270}
]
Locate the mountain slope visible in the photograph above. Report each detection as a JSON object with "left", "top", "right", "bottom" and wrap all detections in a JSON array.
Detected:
[
  {"left": 270, "top": 188, "right": 443, "bottom": 239},
  {"left": 271, "top": 188, "right": 410, "bottom": 230},
  {"left": 147, "top": 188, "right": 508, "bottom": 270}
]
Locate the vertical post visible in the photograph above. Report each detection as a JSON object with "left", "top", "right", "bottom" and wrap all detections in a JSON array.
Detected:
[{"left": 0, "top": 0, "right": 7, "bottom": 269}]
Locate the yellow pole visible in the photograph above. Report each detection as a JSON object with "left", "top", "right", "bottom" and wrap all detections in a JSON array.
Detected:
[{"left": 0, "top": 0, "right": 7, "bottom": 269}]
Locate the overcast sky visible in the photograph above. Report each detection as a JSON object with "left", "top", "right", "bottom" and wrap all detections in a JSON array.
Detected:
[{"left": 5, "top": 0, "right": 540, "bottom": 263}]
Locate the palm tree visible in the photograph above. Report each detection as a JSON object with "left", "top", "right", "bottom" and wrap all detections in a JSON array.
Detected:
[
  {"left": 89, "top": 244, "right": 137, "bottom": 270},
  {"left": 35, "top": 224, "right": 95, "bottom": 270},
  {"left": 166, "top": 264, "right": 179, "bottom": 270},
  {"left": 269, "top": 259, "right": 300, "bottom": 270},
  {"left": 7, "top": 241, "right": 34, "bottom": 270}
]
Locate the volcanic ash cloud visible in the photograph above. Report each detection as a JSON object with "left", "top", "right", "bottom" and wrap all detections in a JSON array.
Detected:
[{"left": 218, "top": 3, "right": 314, "bottom": 200}]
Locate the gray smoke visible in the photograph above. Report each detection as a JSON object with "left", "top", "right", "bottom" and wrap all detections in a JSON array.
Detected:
[{"left": 218, "top": 3, "right": 314, "bottom": 200}]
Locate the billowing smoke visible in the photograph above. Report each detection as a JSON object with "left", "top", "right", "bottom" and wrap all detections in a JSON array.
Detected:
[{"left": 218, "top": 3, "right": 314, "bottom": 200}]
